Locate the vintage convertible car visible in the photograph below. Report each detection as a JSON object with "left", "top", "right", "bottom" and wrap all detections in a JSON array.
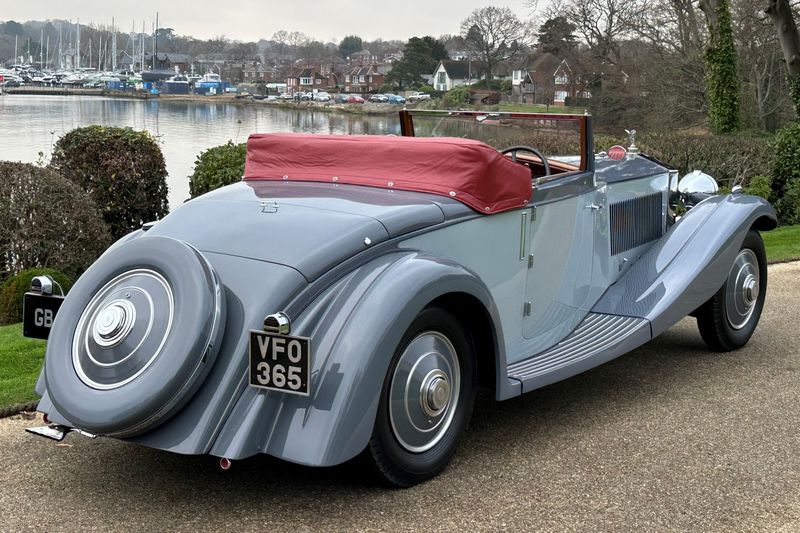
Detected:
[{"left": 24, "top": 110, "right": 776, "bottom": 487}]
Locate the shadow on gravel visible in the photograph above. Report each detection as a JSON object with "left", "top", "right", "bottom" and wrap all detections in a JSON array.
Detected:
[{"left": 36, "top": 319, "right": 762, "bottom": 511}]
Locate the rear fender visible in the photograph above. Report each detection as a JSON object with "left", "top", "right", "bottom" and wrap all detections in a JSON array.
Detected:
[
  {"left": 210, "top": 251, "right": 503, "bottom": 466},
  {"left": 593, "top": 193, "right": 776, "bottom": 336}
]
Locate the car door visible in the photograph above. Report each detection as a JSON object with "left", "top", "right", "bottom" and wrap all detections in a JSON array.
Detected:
[{"left": 521, "top": 176, "right": 601, "bottom": 356}]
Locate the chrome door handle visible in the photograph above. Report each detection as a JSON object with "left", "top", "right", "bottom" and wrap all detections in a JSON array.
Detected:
[{"left": 585, "top": 204, "right": 603, "bottom": 210}]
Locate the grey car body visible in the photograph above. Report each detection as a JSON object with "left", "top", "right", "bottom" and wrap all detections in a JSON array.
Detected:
[{"left": 31, "top": 110, "right": 776, "bottom": 483}]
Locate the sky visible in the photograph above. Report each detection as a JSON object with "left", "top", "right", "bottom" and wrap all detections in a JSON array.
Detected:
[{"left": 2, "top": 1, "right": 534, "bottom": 43}]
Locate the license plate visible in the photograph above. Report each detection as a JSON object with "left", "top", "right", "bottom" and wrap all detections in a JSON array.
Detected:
[
  {"left": 23, "top": 293, "right": 64, "bottom": 340},
  {"left": 248, "top": 331, "right": 311, "bottom": 396}
]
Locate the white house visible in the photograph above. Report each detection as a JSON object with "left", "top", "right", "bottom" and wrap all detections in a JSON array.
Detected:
[{"left": 432, "top": 60, "right": 474, "bottom": 91}]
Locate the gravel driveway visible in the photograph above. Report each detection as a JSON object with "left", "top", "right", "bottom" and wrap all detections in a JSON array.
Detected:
[{"left": 1, "top": 262, "right": 798, "bottom": 532}]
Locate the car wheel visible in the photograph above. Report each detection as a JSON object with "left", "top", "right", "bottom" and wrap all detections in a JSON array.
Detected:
[
  {"left": 367, "top": 307, "right": 476, "bottom": 487},
  {"left": 44, "top": 236, "right": 226, "bottom": 437},
  {"left": 695, "top": 229, "right": 767, "bottom": 351}
]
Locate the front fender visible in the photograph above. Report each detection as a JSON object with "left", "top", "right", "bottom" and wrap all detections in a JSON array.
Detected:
[
  {"left": 593, "top": 193, "right": 776, "bottom": 336},
  {"left": 210, "top": 250, "right": 502, "bottom": 466}
]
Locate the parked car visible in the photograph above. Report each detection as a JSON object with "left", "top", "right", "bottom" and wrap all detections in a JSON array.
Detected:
[
  {"left": 25, "top": 110, "right": 775, "bottom": 488},
  {"left": 386, "top": 94, "right": 406, "bottom": 104},
  {"left": 346, "top": 94, "right": 365, "bottom": 103},
  {"left": 369, "top": 94, "right": 389, "bottom": 103},
  {"left": 278, "top": 93, "right": 293, "bottom": 100},
  {"left": 334, "top": 93, "right": 349, "bottom": 104},
  {"left": 314, "top": 91, "right": 331, "bottom": 102},
  {"left": 406, "top": 91, "right": 431, "bottom": 102}
]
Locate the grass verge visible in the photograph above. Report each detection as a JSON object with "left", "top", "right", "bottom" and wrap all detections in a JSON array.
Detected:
[
  {"left": 0, "top": 225, "right": 797, "bottom": 411},
  {"left": 762, "top": 224, "right": 800, "bottom": 263},
  {"left": 498, "top": 103, "right": 585, "bottom": 114},
  {"left": 0, "top": 323, "right": 45, "bottom": 409}
]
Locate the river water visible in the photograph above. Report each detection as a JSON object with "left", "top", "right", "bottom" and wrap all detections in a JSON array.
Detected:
[{"left": 0, "top": 95, "right": 401, "bottom": 208}]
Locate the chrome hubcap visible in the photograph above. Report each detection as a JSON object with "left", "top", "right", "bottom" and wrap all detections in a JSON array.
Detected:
[
  {"left": 421, "top": 370, "right": 451, "bottom": 417},
  {"left": 92, "top": 299, "right": 136, "bottom": 347},
  {"left": 389, "top": 331, "right": 460, "bottom": 453},
  {"left": 726, "top": 249, "right": 760, "bottom": 330},
  {"left": 73, "top": 269, "right": 174, "bottom": 390}
]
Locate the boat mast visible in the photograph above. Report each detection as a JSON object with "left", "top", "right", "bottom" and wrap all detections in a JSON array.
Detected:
[
  {"left": 14, "top": 35, "right": 17, "bottom": 65},
  {"left": 112, "top": 18, "right": 117, "bottom": 73},
  {"left": 153, "top": 12, "right": 159, "bottom": 70},
  {"left": 40, "top": 29, "right": 43, "bottom": 68},
  {"left": 76, "top": 19, "right": 81, "bottom": 70}
]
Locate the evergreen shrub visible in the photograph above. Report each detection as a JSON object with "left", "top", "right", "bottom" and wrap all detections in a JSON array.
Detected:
[{"left": 50, "top": 126, "right": 169, "bottom": 240}]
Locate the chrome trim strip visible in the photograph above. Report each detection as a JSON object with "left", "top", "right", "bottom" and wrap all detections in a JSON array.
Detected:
[{"left": 519, "top": 210, "right": 528, "bottom": 260}]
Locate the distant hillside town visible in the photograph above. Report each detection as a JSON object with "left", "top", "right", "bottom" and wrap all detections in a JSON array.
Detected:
[
  {"left": 0, "top": 12, "right": 590, "bottom": 108},
  {"left": 2, "top": 0, "right": 798, "bottom": 133}
]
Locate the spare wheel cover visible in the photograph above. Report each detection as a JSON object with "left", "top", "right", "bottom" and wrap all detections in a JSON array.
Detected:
[{"left": 45, "top": 235, "right": 225, "bottom": 437}]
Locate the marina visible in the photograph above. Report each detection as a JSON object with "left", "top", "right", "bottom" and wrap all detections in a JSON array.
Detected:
[{"left": 0, "top": 95, "right": 401, "bottom": 208}]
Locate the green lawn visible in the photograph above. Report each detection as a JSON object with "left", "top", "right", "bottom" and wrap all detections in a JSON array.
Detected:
[
  {"left": 498, "top": 103, "right": 586, "bottom": 114},
  {"left": 0, "top": 225, "right": 797, "bottom": 411},
  {"left": 0, "top": 323, "right": 45, "bottom": 408},
  {"left": 763, "top": 224, "right": 800, "bottom": 263}
]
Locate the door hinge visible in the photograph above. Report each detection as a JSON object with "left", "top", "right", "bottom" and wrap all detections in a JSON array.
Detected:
[
  {"left": 523, "top": 301, "right": 532, "bottom": 316},
  {"left": 527, "top": 254, "right": 535, "bottom": 269}
]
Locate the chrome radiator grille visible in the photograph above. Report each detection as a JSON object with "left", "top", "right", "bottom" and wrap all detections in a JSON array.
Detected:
[{"left": 610, "top": 192, "right": 663, "bottom": 255}]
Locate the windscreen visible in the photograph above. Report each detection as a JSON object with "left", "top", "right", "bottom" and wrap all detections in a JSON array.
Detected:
[{"left": 403, "top": 111, "right": 588, "bottom": 170}]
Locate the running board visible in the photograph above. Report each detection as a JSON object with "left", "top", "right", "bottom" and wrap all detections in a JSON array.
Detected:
[{"left": 508, "top": 313, "right": 651, "bottom": 393}]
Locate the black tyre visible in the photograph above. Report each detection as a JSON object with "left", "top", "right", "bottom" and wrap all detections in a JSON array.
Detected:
[
  {"left": 696, "top": 229, "right": 767, "bottom": 351},
  {"left": 45, "top": 236, "right": 225, "bottom": 437},
  {"left": 367, "top": 307, "right": 476, "bottom": 487}
]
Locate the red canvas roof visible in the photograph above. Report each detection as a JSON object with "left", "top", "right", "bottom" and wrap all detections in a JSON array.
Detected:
[{"left": 243, "top": 134, "right": 532, "bottom": 214}]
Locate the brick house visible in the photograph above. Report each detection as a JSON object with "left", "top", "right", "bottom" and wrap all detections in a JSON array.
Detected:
[
  {"left": 344, "top": 65, "right": 385, "bottom": 93},
  {"left": 511, "top": 54, "right": 589, "bottom": 106},
  {"left": 286, "top": 67, "right": 327, "bottom": 94}
]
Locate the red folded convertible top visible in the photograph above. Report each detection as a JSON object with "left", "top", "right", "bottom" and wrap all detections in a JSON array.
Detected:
[{"left": 243, "top": 133, "right": 532, "bottom": 214}]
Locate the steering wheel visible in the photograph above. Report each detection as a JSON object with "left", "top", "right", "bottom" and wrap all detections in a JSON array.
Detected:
[{"left": 501, "top": 146, "right": 551, "bottom": 177}]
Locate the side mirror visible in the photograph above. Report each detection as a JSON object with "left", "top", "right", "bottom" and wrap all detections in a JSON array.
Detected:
[{"left": 678, "top": 170, "right": 718, "bottom": 195}]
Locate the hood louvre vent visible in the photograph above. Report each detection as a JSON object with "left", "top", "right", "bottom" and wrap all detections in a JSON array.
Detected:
[{"left": 610, "top": 192, "right": 663, "bottom": 256}]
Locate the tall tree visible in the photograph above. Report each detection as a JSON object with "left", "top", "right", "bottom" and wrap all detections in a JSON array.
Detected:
[
  {"left": 459, "top": 6, "right": 530, "bottom": 79},
  {"left": 764, "top": 0, "right": 800, "bottom": 115},
  {"left": 422, "top": 36, "right": 449, "bottom": 61},
  {"left": 339, "top": 35, "right": 363, "bottom": 59},
  {"left": 699, "top": 0, "right": 741, "bottom": 133},
  {"left": 537, "top": 16, "right": 578, "bottom": 55},
  {"left": 385, "top": 36, "right": 448, "bottom": 88},
  {"left": 543, "top": 0, "right": 646, "bottom": 64}
]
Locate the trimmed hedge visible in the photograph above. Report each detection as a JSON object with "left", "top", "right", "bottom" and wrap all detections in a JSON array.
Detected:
[
  {"left": 50, "top": 126, "right": 169, "bottom": 240},
  {"left": 771, "top": 122, "right": 800, "bottom": 225},
  {"left": 189, "top": 141, "right": 247, "bottom": 198},
  {"left": 0, "top": 268, "right": 72, "bottom": 325},
  {"left": 0, "top": 162, "right": 112, "bottom": 280}
]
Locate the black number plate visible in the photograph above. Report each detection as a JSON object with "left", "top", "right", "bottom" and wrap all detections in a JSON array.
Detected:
[
  {"left": 23, "top": 293, "right": 64, "bottom": 340},
  {"left": 248, "top": 331, "right": 311, "bottom": 396}
]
